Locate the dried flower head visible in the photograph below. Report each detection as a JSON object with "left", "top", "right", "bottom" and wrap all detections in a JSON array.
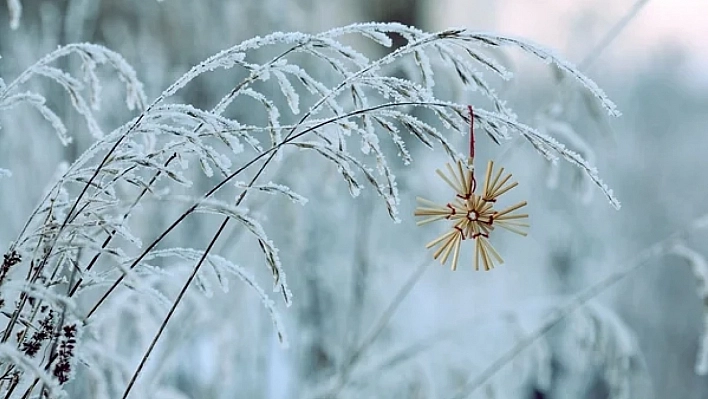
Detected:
[
  {"left": 53, "top": 324, "right": 77, "bottom": 385},
  {"left": 415, "top": 158, "right": 528, "bottom": 271},
  {"left": 21, "top": 309, "right": 55, "bottom": 357},
  {"left": 1, "top": 250, "right": 21, "bottom": 284}
]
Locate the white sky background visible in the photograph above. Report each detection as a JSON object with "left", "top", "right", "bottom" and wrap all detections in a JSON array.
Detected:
[{"left": 424, "top": 0, "right": 708, "bottom": 87}]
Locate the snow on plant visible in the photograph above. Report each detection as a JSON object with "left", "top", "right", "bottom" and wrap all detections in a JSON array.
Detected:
[{"left": 0, "top": 22, "right": 620, "bottom": 397}]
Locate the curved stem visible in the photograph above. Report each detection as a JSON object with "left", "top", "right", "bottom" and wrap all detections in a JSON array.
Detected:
[
  {"left": 67, "top": 153, "right": 177, "bottom": 298},
  {"left": 69, "top": 41, "right": 303, "bottom": 301},
  {"left": 84, "top": 101, "right": 461, "bottom": 320},
  {"left": 116, "top": 93, "right": 471, "bottom": 398},
  {"left": 120, "top": 218, "right": 230, "bottom": 399},
  {"left": 448, "top": 237, "right": 673, "bottom": 399},
  {"left": 120, "top": 99, "right": 302, "bottom": 398},
  {"left": 325, "top": 259, "right": 429, "bottom": 397}
]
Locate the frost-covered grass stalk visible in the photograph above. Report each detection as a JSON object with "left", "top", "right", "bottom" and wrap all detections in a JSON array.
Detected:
[{"left": 0, "top": 23, "right": 621, "bottom": 398}]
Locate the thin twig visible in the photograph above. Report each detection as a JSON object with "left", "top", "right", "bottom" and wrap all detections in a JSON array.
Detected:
[
  {"left": 67, "top": 153, "right": 177, "bottom": 298},
  {"left": 348, "top": 259, "right": 430, "bottom": 369},
  {"left": 448, "top": 232, "right": 679, "bottom": 399},
  {"left": 2, "top": 37, "right": 306, "bottom": 347},
  {"left": 579, "top": 0, "right": 652, "bottom": 71},
  {"left": 314, "top": 315, "right": 479, "bottom": 397},
  {"left": 120, "top": 218, "right": 230, "bottom": 398},
  {"left": 318, "top": 259, "right": 430, "bottom": 398},
  {"left": 84, "top": 101, "right": 466, "bottom": 320},
  {"left": 346, "top": 197, "right": 375, "bottom": 350}
]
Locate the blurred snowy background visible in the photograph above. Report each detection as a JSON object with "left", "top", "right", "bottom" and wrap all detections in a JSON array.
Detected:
[{"left": 1, "top": 0, "right": 707, "bottom": 398}]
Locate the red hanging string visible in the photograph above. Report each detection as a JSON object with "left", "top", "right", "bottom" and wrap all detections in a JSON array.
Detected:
[
  {"left": 468, "top": 105, "right": 475, "bottom": 160},
  {"left": 467, "top": 105, "right": 477, "bottom": 193}
]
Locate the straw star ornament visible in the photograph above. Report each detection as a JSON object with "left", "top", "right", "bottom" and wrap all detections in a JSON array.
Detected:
[{"left": 414, "top": 107, "right": 529, "bottom": 271}]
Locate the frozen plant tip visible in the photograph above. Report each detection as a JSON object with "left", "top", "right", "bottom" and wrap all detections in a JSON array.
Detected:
[{"left": 415, "top": 159, "right": 528, "bottom": 271}]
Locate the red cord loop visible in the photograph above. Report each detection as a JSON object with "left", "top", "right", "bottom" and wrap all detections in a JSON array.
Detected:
[
  {"left": 454, "top": 225, "right": 466, "bottom": 239},
  {"left": 445, "top": 203, "right": 456, "bottom": 219},
  {"left": 472, "top": 232, "right": 489, "bottom": 239},
  {"left": 468, "top": 105, "right": 475, "bottom": 160}
]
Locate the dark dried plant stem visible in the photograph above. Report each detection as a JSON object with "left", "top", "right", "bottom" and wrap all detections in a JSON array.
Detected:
[
  {"left": 1, "top": 41, "right": 305, "bottom": 346},
  {"left": 120, "top": 217, "right": 230, "bottom": 398},
  {"left": 2, "top": 44, "right": 305, "bottom": 363},
  {"left": 5, "top": 158, "right": 172, "bottom": 389},
  {"left": 11, "top": 157, "right": 176, "bottom": 398},
  {"left": 0, "top": 206, "right": 58, "bottom": 345},
  {"left": 3, "top": 27, "right": 455, "bottom": 350},
  {"left": 120, "top": 143, "right": 276, "bottom": 397},
  {"left": 20, "top": 382, "right": 37, "bottom": 399},
  {"left": 120, "top": 97, "right": 324, "bottom": 398},
  {"left": 8, "top": 254, "right": 78, "bottom": 399},
  {"left": 1, "top": 381, "right": 17, "bottom": 399},
  {"left": 0, "top": 114, "right": 153, "bottom": 346},
  {"left": 121, "top": 90, "right": 315, "bottom": 398},
  {"left": 84, "top": 139, "right": 272, "bottom": 320},
  {"left": 13, "top": 249, "right": 68, "bottom": 346},
  {"left": 67, "top": 153, "right": 178, "bottom": 297},
  {"left": 0, "top": 213, "right": 65, "bottom": 392},
  {"left": 118, "top": 99, "right": 461, "bottom": 398},
  {"left": 15, "top": 370, "right": 37, "bottom": 399},
  {"left": 1, "top": 156, "right": 176, "bottom": 395},
  {"left": 86, "top": 100, "right": 459, "bottom": 320},
  {"left": 70, "top": 43, "right": 305, "bottom": 300}
]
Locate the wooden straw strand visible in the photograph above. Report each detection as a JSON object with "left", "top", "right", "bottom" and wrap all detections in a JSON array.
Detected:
[
  {"left": 481, "top": 237, "right": 504, "bottom": 265},
  {"left": 425, "top": 229, "right": 456, "bottom": 249},
  {"left": 445, "top": 163, "right": 465, "bottom": 193},
  {"left": 456, "top": 160, "right": 470, "bottom": 196},
  {"left": 494, "top": 201, "right": 527, "bottom": 218},
  {"left": 490, "top": 174, "right": 513, "bottom": 198},
  {"left": 450, "top": 236, "right": 462, "bottom": 271},
  {"left": 436, "top": 169, "right": 463, "bottom": 193},
  {"left": 487, "top": 165, "right": 505, "bottom": 199},
  {"left": 491, "top": 178, "right": 517, "bottom": 198},
  {"left": 494, "top": 213, "right": 528, "bottom": 221},
  {"left": 483, "top": 160, "right": 493, "bottom": 197}
]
